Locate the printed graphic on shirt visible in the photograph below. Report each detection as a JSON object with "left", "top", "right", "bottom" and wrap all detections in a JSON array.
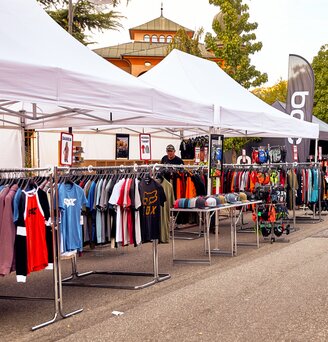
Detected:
[
  {"left": 64, "top": 198, "right": 77, "bottom": 207},
  {"left": 28, "top": 207, "right": 37, "bottom": 216},
  {"left": 143, "top": 190, "right": 158, "bottom": 215}
]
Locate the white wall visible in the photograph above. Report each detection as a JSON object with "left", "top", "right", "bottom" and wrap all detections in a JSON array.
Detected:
[
  {"left": 0, "top": 129, "right": 23, "bottom": 168},
  {"left": 38, "top": 130, "right": 182, "bottom": 166}
]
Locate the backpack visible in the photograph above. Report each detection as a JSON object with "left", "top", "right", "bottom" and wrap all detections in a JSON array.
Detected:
[
  {"left": 252, "top": 149, "right": 259, "bottom": 164},
  {"left": 258, "top": 147, "right": 268, "bottom": 164},
  {"left": 269, "top": 147, "right": 282, "bottom": 163}
]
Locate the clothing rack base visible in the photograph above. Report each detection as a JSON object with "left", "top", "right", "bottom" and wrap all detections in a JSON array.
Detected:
[
  {"left": 61, "top": 240, "right": 171, "bottom": 290},
  {"left": 0, "top": 296, "right": 53, "bottom": 301},
  {"left": 62, "top": 270, "right": 171, "bottom": 290}
]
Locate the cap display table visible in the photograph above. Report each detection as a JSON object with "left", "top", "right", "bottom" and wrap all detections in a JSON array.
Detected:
[{"left": 170, "top": 200, "right": 262, "bottom": 265}]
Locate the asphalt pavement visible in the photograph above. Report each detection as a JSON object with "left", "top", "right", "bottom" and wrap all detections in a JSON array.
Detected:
[{"left": 1, "top": 210, "right": 328, "bottom": 342}]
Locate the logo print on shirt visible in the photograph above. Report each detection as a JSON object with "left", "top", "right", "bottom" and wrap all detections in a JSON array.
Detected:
[
  {"left": 143, "top": 190, "right": 157, "bottom": 216},
  {"left": 64, "top": 198, "right": 77, "bottom": 207},
  {"left": 28, "top": 207, "right": 37, "bottom": 215}
]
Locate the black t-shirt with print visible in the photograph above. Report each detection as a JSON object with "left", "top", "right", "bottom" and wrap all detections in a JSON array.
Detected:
[{"left": 138, "top": 178, "right": 166, "bottom": 242}]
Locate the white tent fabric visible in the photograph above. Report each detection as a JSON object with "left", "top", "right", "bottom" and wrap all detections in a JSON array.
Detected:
[
  {"left": 0, "top": 0, "right": 212, "bottom": 130},
  {"left": 272, "top": 101, "right": 328, "bottom": 141},
  {"left": 0, "top": 129, "right": 23, "bottom": 168},
  {"left": 312, "top": 116, "right": 328, "bottom": 141},
  {"left": 140, "top": 49, "right": 319, "bottom": 139}
]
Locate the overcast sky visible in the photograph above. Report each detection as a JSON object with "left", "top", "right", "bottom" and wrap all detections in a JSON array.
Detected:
[{"left": 89, "top": 0, "right": 328, "bottom": 87}]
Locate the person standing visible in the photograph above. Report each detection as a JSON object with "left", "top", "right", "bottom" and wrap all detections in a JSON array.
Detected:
[{"left": 160, "top": 144, "right": 184, "bottom": 165}]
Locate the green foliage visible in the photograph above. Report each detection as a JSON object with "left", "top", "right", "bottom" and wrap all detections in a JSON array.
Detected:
[
  {"left": 252, "top": 79, "right": 287, "bottom": 105},
  {"left": 205, "top": 0, "right": 268, "bottom": 159},
  {"left": 37, "top": 0, "right": 124, "bottom": 45},
  {"left": 205, "top": 0, "right": 268, "bottom": 89},
  {"left": 312, "top": 44, "right": 328, "bottom": 123},
  {"left": 167, "top": 28, "right": 204, "bottom": 57},
  {"left": 38, "top": 0, "right": 125, "bottom": 7},
  {"left": 223, "top": 137, "right": 260, "bottom": 153}
]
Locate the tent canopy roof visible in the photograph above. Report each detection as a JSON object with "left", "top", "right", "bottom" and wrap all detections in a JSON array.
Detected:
[
  {"left": 140, "top": 49, "right": 319, "bottom": 139},
  {"left": 0, "top": 1, "right": 319, "bottom": 141},
  {"left": 272, "top": 100, "right": 328, "bottom": 141},
  {"left": 0, "top": 0, "right": 212, "bottom": 130}
]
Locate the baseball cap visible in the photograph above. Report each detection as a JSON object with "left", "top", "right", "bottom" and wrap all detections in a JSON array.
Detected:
[
  {"left": 216, "top": 195, "right": 226, "bottom": 205},
  {"left": 166, "top": 144, "right": 175, "bottom": 152},
  {"left": 178, "top": 198, "right": 186, "bottom": 208},
  {"left": 225, "top": 193, "right": 239, "bottom": 204},
  {"left": 195, "top": 197, "right": 206, "bottom": 209},
  {"left": 205, "top": 197, "right": 217, "bottom": 207},
  {"left": 188, "top": 198, "right": 197, "bottom": 208},
  {"left": 183, "top": 199, "right": 190, "bottom": 208},
  {"left": 239, "top": 192, "right": 248, "bottom": 202}
]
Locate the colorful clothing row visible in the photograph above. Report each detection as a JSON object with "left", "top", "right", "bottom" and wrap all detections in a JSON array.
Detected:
[
  {"left": 73, "top": 174, "right": 174, "bottom": 246},
  {"left": 0, "top": 184, "right": 53, "bottom": 282}
]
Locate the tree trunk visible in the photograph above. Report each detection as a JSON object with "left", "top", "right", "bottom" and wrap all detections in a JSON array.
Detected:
[{"left": 231, "top": 148, "right": 237, "bottom": 164}]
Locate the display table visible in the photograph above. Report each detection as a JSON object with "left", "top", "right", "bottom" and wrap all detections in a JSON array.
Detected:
[{"left": 170, "top": 200, "right": 262, "bottom": 265}]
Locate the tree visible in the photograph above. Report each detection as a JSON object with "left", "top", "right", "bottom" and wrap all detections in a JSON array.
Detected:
[
  {"left": 205, "top": 0, "right": 268, "bottom": 89},
  {"left": 205, "top": 0, "right": 268, "bottom": 162},
  {"left": 252, "top": 79, "right": 287, "bottom": 105},
  {"left": 37, "top": 0, "right": 125, "bottom": 45},
  {"left": 312, "top": 44, "right": 328, "bottom": 123},
  {"left": 167, "top": 28, "right": 204, "bottom": 57}
]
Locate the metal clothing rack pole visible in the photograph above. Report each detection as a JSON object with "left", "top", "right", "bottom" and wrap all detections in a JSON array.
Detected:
[
  {"left": 57, "top": 165, "right": 170, "bottom": 290},
  {"left": 34, "top": 166, "right": 84, "bottom": 331},
  {"left": 0, "top": 167, "right": 82, "bottom": 331}
]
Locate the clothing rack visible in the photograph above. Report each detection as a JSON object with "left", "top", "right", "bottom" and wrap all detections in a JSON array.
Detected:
[
  {"left": 223, "top": 161, "right": 322, "bottom": 229},
  {"left": 0, "top": 167, "right": 82, "bottom": 331},
  {"left": 154, "top": 163, "right": 208, "bottom": 240},
  {"left": 56, "top": 165, "right": 171, "bottom": 290}
]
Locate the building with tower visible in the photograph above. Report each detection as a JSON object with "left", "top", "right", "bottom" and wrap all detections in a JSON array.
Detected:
[{"left": 93, "top": 6, "right": 220, "bottom": 76}]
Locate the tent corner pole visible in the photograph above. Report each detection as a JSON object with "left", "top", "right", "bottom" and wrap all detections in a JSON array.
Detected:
[{"left": 20, "top": 118, "right": 25, "bottom": 168}]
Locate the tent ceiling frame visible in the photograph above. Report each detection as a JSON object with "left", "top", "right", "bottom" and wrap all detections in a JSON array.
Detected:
[
  {"left": 0, "top": 118, "right": 22, "bottom": 127},
  {"left": 0, "top": 100, "right": 20, "bottom": 106}
]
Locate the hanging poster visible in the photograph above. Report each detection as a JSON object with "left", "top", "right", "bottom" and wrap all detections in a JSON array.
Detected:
[
  {"left": 194, "top": 147, "right": 201, "bottom": 164},
  {"left": 204, "top": 147, "right": 208, "bottom": 163},
  {"left": 60, "top": 132, "right": 73, "bottom": 166},
  {"left": 210, "top": 134, "right": 224, "bottom": 177},
  {"left": 292, "top": 145, "right": 298, "bottom": 162},
  {"left": 139, "top": 134, "right": 151, "bottom": 160},
  {"left": 116, "top": 134, "right": 129, "bottom": 159},
  {"left": 318, "top": 146, "right": 322, "bottom": 161}
]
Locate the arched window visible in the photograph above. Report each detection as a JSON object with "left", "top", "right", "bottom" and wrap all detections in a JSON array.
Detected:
[
  {"left": 166, "top": 35, "right": 172, "bottom": 43},
  {"left": 151, "top": 35, "right": 158, "bottom": 43},
  {"left": 144, "top": 34, "right": 150, "bottom": 42},
  {"left": 159, "top": 35, "right": 165, "bottom": 43}
]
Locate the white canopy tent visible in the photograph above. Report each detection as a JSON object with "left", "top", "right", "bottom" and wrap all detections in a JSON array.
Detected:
[
  {"left": 0, "top": 1, "right": 319, "bottom": 168},
  {"left": 273, "top": 101, "right": 328, "bottom": 141},
  {"left": 0, "top": 0, "right": 213, "bottom": 131},
  {"left": 140, "top": 49, "right": 319, "bottom": 139}
]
